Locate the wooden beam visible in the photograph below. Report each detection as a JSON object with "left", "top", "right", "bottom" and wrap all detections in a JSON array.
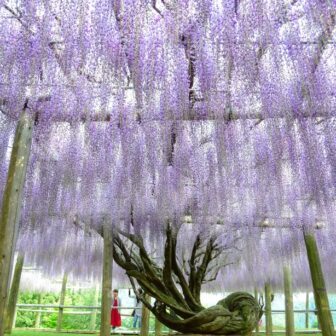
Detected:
[
  {"left": 4, "top": 254, "right": 24, "bottom": 334},
  {"left": 140, "top": 294, "right": 150, "bottom": 336},
  {"left": 304, "top": 232, "right": 334, "bottom": 336},
  {"left": 56, "top": 273, "right": 68, "bottom": 332},
  {"left": 1, "top": 98, "right": 335, "bottom": 123},
  {"left": 305, "top": 292, "right": 310, "bottom": 329},
  {"left": 155, "top": 317, "right": 163, "bottom": 336},
  {"left": 34, "top": 293, "right": 43, "bottom": 328},
  {"left": 89, "top": 284, "right": 99, "bottom": 331},
  {"left": 0, "top": 111, "right": 33, "bottom": 336},
  {"left": 284, "top": 265, "right": 295, "bottom": 336},
  {"left": 100, "top": 221, "right": 113, "bottom": 336}
]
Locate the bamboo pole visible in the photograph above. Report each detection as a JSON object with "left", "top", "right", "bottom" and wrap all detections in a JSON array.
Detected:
[
  {"left": 56, "top": 273, "right": 68, "bottom": 332},
  {"left": 100, "top": 222, "right": 113, "bottom": 336},
  {"left": 0, "top": 111, "right": 33, "bottom": 336},
  {"left": 4, "top": 254, "right": 25, "bottom": 334},
  {"left": 140, "top": 294, "right": 150, "bottom": 336},
  {"left": 155, "top": 317, "right": 163, "bottom": 336},
  {"left": 265, "top": 282, "right": 273, "bottom": 336},
  {"left": 89, "top": 284, "right": 99, "bottom": 330},
  {"left": 34, "top": 293, "right": 43, "bottom": 328},
  {"left": 304, "top": 231, "right": 334, "bottom": 336},
  {"left": 284, "top": 265, "right": 295, "bottom": 336},
  {"left": 254, "top": 288, "right": 260, "bottom": 333}
]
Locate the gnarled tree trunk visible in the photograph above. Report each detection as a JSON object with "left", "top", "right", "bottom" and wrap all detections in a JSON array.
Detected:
[{"left": 110, "top": 223, "right": 262, "bottom": 335}]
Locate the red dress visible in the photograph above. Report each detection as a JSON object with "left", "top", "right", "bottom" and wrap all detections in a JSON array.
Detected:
[{"left": 110, "top": 298, "right": 122, "bottom": 327}]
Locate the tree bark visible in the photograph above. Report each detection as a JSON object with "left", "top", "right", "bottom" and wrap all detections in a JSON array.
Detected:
[
  {"left": 100, "top": 222, "right": 113, "bottom": 336},
  {"left": 4, "top": 254, "right": 24, "bottom": 333},
  {"left": 0, "top": 112, "right": 33, "bottom": 336},
  {"left": 140, "top": 294, "right": 150, "bottom": 336},
  {"left": 56, "top": 273, "right": 67, "bottom": 332},
  {"left": 304, "top": 232, "right": 334, "bottom": 336},
  {"left": 112, "top": 227, "right": 261, "bottom": 335},
  {"left": 265, "top": 282, "right": 273, "bottom": 336},
  {"left": 284, "top": 265, "right": 295, "bottom": 336}
]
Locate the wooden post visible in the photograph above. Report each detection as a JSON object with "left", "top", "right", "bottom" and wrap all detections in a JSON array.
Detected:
[
  {"left": 254, "top": 288, "right": 260, "bottom": 333},
  {"left": 4, "top": 254, "right": 24, "bottom": 334},
  {"left": 305, "top": 292, "right": 309, "bottom": 329},
  {"left": 304, "top": 231, "right": 334, "bottom": 336},
  {"left": 56, "top": 273, "right": 68, "bottom": 332},
  {"left": 12, "top": 308, "right": 17, "bottom": 332},
  {"left": 89, "top": 284, "right": 99, "bottom": 330},
  {"left": 34, "top": 293, "right": 43, "bottom": 328},
  {"left": 0, "top": 111, "right": 33, "bottom": 336},
  {"left": 284, "top": 265, "right": 295, "bottom": 336},
  {"left": 140, "top": 294, "right": 150, "bottom": 336},
  {"left": 155, "top": 317, "right": 163, "bottom": 336},
  {"left": 265, "top": 281, "right": 273, "bottom": 336},
  {"left": 100, "top": 223, "right": 113, "bottom": 336}
]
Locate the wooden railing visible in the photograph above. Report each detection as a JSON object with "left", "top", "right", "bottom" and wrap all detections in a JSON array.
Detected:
[{"left": 14, "top": 304, "right": 336, "bottom": 333}]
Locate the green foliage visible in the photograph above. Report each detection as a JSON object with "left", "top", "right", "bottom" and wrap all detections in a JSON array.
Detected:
[
  {"left": 61, "top": 313, "right": 92, "bottom": 330},
  {"left": 15, "top": 289, "right": 171, "bottom": 332},
  {"left": 120, "top": 316, "right": 133, "bottom": 329},
  {"left": 41, "top": 313, "right": 57, "bottom": 329},
  {"left": 16, "top": 288, "right": 99, "bottom": 330},
  {"left": 15, "top": 313, "right": 35, "bottom": 328}
]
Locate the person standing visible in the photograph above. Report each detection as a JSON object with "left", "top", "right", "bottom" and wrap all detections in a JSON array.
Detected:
[
  {"left": 129, "top": 288, "right": 143, "bottom": 329},
  {"left": 111, "top": 289, "right": 122, "bottom": 331}
]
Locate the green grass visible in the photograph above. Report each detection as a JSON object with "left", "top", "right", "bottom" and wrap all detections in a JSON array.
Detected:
[
  {"left": 7, "top": 331, "right": 98, "bottom": 336},
  {"left": 5, "top": 331, "right": 324, "bottom": 336},
  {"left": 258, "top": 334, "right": 322, "bottom": 336}
]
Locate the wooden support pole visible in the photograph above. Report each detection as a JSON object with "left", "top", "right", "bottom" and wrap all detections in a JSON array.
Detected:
[
  {"left": 56, "top": 273, "right": 68, "bottom": 332},
  {"left": 140, "top": 294, "right": 150, "bottom": 336},
  {"left": 0, "top": 111, "right": 33, "bottom": 336},
  {"left": 284, "top": 265, "right": 295, "bottom": 336},
  {"left": 304, "top": 232, "right": 335, "bottom": 336},
  {"left": 100, "top": 223, "right": 113, "bottom": 336},
  {"left": 254, "top": 288, "right": 260, "bottom": 333},
  {"left": 4, "top": 254, "right": 24, "bottom": 334},
  {"left": 34, "top": 293, "right": 43, "bottom": 328},
  {"left": 305, "top": 292, "right": 310, "bottom": 329},
  {"left": 89, "top": 284, "right": 99, "bottom": 330},
  {"left": 265, "top": 281, "right": 273, "bottom": 336},
  {"left": 155, "top": 317, "right": 163, "bottom": 336},
  {"left": 11, "top": 308, "right": 17, "bottom": 332}
]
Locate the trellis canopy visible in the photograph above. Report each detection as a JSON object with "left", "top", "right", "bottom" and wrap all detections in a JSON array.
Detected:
[{"left": 0, "top": 0, "right": 336, "bottom": 289}]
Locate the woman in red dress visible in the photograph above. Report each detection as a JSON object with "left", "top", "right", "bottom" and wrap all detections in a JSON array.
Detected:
[{"left": 111, "top": 289, "right": 122, "bottom": 330}]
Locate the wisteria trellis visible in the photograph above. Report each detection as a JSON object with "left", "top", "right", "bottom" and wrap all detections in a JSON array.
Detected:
[{"left": 0, "top": 0, "right": 336, "bottom": 332}]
